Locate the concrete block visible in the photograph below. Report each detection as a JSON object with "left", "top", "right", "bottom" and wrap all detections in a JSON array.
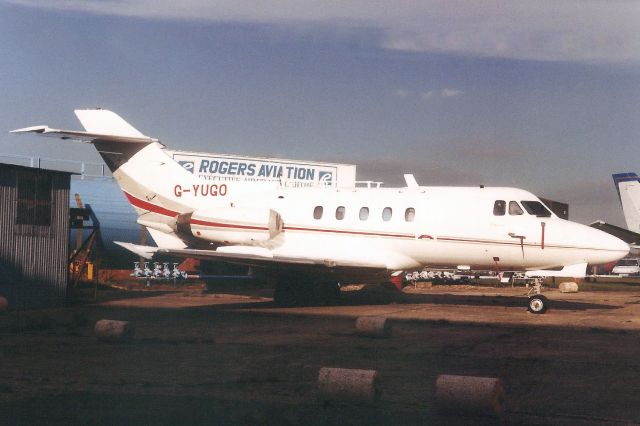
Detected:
[
  {"left": 317, "top": 367, "right": 379, "bottom": 405},
  {"left": 355, "top": 316, "right": 391, "bottom": 338},
  {"left": 94, "top": 319, "right": 135, "bottom": 342},
  {"left": 559, "top": 281, "right": 579, "bottom": 293},
  {"left": 435, "top": 374, "right": 504, "bottom": 417}
]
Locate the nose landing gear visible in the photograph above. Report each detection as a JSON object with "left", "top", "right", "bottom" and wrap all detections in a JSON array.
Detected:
[{"left": 527, "top": 278, "right": 548, "bottom": 314}]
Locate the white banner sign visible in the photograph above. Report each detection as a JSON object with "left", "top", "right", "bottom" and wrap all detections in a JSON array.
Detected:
[{"left": 171, "top": 153, "right": 338, "bottom": 188}]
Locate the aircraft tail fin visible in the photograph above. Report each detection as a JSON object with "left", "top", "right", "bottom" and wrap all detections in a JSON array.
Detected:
[
  {"left": 74, "top": 109, "right": 146, "bottom": 138},
  {"left": 613, "top": 173, "right": 640, "bottom": 233}
]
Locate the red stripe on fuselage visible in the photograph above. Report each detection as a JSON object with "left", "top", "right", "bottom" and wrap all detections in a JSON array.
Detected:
[
  {"left": 123, "top": 192, "right": 417, "bottom": 238},
  {"left": 437, "top": 236, "right": 612, "bottom": 252},
  {"left": 284, "top": 226, "right": 413, "bottom": 239},
  {"left": 190, "top": 221, "right": 413, "bottom": 239},
  {"left": 123, "top": 192, "right": 180, "bottom": 217}
]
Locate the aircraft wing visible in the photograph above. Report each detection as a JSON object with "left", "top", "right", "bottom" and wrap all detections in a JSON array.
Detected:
[{"left": 115, "top": 242, "right": 390, "bottom": 272}]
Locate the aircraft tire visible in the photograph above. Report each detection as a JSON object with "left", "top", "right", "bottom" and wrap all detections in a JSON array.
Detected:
[{"left": 527, "top": 295, "right": 548, "bottom": 314}]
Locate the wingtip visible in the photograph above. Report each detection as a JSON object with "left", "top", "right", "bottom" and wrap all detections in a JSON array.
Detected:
[{"left": 9, "top": 125, "right": 49, "bottom": 134}]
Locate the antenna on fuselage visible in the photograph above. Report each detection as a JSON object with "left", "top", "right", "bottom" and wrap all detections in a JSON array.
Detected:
[{"left": 404, "top": 174, "right": 418, "bottom": 188}]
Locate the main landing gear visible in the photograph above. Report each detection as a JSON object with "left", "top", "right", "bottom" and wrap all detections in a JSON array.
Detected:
[
  {"left": 527, "top": 278, "right": 548, "bottom": 314},
  {"left": 273, "top": 279, "right": 341, "bottom": 307}
]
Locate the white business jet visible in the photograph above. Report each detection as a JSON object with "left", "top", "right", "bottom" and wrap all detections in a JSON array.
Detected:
[{"left": 11, "top": 110, "right": 629, "bottom": 313}]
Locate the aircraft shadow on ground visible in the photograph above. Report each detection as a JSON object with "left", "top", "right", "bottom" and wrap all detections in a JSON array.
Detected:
[
  {"left": 201, "top": 288, "right": 621, "bottom": 312},
  {"left": 382, "top": 292, "right": 619, "bottom": 311},
  {"left": 96, "top": 290, "right": 177, "bottom": 302},
  {"left": 91, "top": 286, "right": 620, "bottom": 313}
]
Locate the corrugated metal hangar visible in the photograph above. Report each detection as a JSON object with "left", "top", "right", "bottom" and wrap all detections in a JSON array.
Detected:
[{"left": 0, "top": 163, "right": 71, "bottom": 309}]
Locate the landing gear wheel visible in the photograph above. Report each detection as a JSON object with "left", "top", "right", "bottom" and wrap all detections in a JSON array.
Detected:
[{"left": 528, "top": 295, "right": 548, "bottom": 314}]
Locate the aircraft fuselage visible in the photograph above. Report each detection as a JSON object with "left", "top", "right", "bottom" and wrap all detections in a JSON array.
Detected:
[{"left": 117, "top": 143, "right": 628, "bottom": 273}]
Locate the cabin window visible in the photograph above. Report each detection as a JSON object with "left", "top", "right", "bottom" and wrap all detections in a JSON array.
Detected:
[
  {"left": 313, "top": 206, "right": 323, "bottom": 220},
  {"left": 336, "top": 206, "right": 345, "bottom": 220},
  {"left": 509, "top": 201, "right": 524, "bottom": 216},
  {"left": 521, "top": 201, "right": 552, "bottom": 217},
  {"left": 493, "top": 200, "right": 506, "bottom": 216},
  {"left": 405, "top": 208, "right": 415, "bottom": 222},
  {"left": 359, "top": 207, "right": 369, "bottom": 220},
  {"left": 382, "top": 207, "right": 392, "bottom": 221},
  {"left": 16, "top": 172, "right": 52, "bottom": 226}
]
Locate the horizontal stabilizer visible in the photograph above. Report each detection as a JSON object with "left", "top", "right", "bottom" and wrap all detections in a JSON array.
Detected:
[{"left": 10, "top": 125, "right": 158, "bottom": 145}]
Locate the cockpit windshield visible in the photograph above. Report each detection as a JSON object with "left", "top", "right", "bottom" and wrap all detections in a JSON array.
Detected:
[
  {"left": 509, "top": 201, "right": 524, "bottom": 215},
  {"left": 521, "top": 201, "right": 552, "bottom": 217}
]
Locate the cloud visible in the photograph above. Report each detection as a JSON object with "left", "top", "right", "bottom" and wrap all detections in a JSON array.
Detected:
[
  {"left": 6, "top": 0, "right": 640, "bottom": 63},
  {"left": 441, "top": 89, "right": 463, "bottom": 97},
  {"left": 421, "top": 89, "right": 464, "bottom": 99},
  {"left": 421, "top": 91, "right": 435, "bottom": 100},
  {"left": 394, "top": 89, "right": 408, "bottom": 98}
]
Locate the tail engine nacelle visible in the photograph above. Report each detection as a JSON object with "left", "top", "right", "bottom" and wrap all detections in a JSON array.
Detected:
[{"left": 176, "top": 207, "right": 283, "bottom": 245}]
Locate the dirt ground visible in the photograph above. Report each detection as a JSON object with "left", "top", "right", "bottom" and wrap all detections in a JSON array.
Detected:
[{"left": 2, "top": 282, "right": 640, "bottom": 425}]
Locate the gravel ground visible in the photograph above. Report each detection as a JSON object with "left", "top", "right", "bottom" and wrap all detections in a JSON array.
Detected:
[{"left": 2, "top": 282, "right": 640, "bottom": 425}]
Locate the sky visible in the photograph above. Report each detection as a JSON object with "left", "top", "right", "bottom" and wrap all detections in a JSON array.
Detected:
[{"left": 0, "top": 1, "right": 639, "bottom": 226}]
